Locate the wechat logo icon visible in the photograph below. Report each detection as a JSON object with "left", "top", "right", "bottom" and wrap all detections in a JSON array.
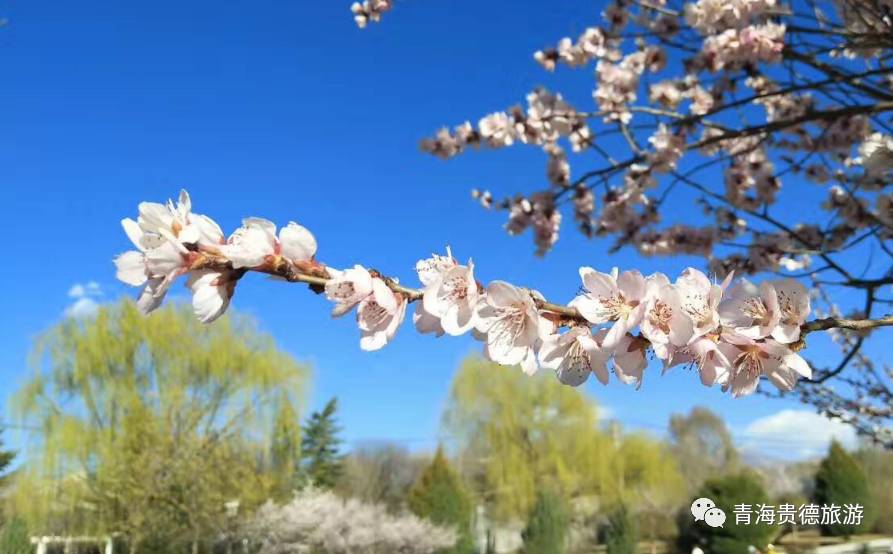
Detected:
[{"left": 691, "top": 497, "right": 726, "bottom": 528}]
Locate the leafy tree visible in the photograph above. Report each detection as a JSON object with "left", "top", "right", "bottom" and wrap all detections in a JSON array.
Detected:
[
  {"left": 408, "top": 447, "right": 474, "bottom": 554},
  {"left": 11, "top": 300, "right": 307, "bottom": 552},
  {"left": 679, "top": 472, "right": 775, "bottom": 554},
  {"left": 854, "top": 446, "right": 893, "bottom": 534},
  {"left": 604, "top": 504, "right": 638, "bottom": 554},
  {"left": 0, "top": 517, "right": 30, "bottom": 554},
  {"left": 270, "top": 391, "right": 302, "bottom": 500},
  {"left": 521, "top": 489, "right": 567, "bottom": 554},
  {"left": 669, "top": 407, "right": 739, "bottom": 492},
  {"left": 338, "top": 443, "right": 425, "bottom": 512},
  {"left": 814, "top": 441, "right": 876, "bottom": 536},
  {"left": 618, "top": 432, "right": 686, "bottom": 542},
  {"left": 300, "top": 397, "right": 344, "bottom": 489},
  {"left": 443, "top": 357, "right": 615, "bottom": 521}
]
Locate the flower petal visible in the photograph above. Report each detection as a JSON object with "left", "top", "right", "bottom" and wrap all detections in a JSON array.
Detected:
[{"left": 279, "top": 222, "right": 317, "bottom": 261}]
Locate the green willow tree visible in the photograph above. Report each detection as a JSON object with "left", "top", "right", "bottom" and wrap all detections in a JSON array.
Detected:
[
  {"left": 441, "top": 357, "right": 685, "bottom": 524},
  {"left": 11, "top": 300, "right": 307, "bottom": 553},
  {"left": 444, "top": 358, "right": 613, "bottom": 521}
]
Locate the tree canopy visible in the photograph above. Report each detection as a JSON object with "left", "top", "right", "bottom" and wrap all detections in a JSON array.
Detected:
[{"left": 11, "top": 300, "right": 307, "bottom": 551}]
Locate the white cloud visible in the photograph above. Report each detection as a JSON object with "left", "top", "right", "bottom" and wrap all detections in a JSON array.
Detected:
[
  {"left": 738, "top": 409, "right": 858, "bottom": 460},
  {"left": 64, "top": 281, "right": 104, "bottom": 318},
  {"left": 65, "top": 297, "right": 100, "bottom": 318},
  {"left": 67, "top": 284, "right": 86, "bottom": 298}
]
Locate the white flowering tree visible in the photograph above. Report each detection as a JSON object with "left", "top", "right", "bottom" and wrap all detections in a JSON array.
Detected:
[
  {"left": 355, "top": 0, "right": 893, "bottom": 446},
  {"left": 113, "top": 0, "right": 893, "bottom": 448},
  {"left": 246, "top": 488, "right": 457, "bottom": 554}
]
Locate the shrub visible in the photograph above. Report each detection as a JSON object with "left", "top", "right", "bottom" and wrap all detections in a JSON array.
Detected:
[
  {"left": 604, "top": 504, "right": 638, "bottom": 554},
  {"left": 0, "top": 517, "right": 31, "bottom": 554},
  {"left": 522, "top": 490, "right": 568, "bottom": 554}
]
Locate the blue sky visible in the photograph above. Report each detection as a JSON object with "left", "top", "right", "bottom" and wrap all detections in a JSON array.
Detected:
[{"left": 0, "top": 0, "right": 871, "bottom": 460}]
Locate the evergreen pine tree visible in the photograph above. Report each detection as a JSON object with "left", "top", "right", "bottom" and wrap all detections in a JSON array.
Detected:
[
  {"left": 678, "top": 472, "right": 775, "bottom": 554},
  {"left": 0, "top": 428, "right": 15, "bottom": 482},
  {"left": 300, "top": 398, "right": 344, "bottom": 489},
  {"left": 814, "top": 441, "right": 876, "bottom": 536},
  {"left": 604, "top": 504, "right": 638, "bottom": 554},
  {"left": 521, "top": 489, "right": 568, "bottom": 554},
  {"left": 408, "top": 447, "right": 474, "bottom": 554}
]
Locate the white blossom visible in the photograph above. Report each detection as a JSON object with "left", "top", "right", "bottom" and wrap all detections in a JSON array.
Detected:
[
  {"left": 718, "top": 331, "right": 812, "bottom": 396},
  {"left": 640, "top": 273, "right": 694, "bottom": 351},
  {"left": 771, "top": 279, "right": 810, "bottom": 343},
  {"left": 859, "top": 133, "right": 893, "bottom": 174},
  {"left": 476, "top": 281, "right": 547, "bottom": 375},
  {"left": 223, "top": 218, "right": 316, "bottom": 269},
  {"left": 357, "top": 278, "right": 406, "bottom": 351},
  {"left": 571, "top": 267, "right": 648, "bottom": 350},
  {"left": 676, "top": 268, "right": 731, "bottom": 340},
  {"left": 249, "top": 488, "right": 456, "bottom": 554},
  {"left": 418, "top": 249, "right": 481, "bottom": 336},
  {"left": 187, "top": 269, "right": 237, "bottom": 323},
  {"left": 613, "top": 333, "right": 649, "bottom": 389},
  {"left": 325, "top": 265, "right": 375, "bottom": 317},
  {"left": 719, "top": 279, "right": 780, "bottom": 339},
  {"left": 539, "top": 326, "right": 610, "bottom": 386}
]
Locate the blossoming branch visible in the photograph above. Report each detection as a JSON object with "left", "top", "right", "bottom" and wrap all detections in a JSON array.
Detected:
[
  {"left": 346, "top": 0, "right": 893, "bottom": 445},
  {"left": 114, "top": 191, "right": 893, "bottom": 399}
]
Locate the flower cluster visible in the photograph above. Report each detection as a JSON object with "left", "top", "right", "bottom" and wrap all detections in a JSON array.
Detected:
[
  {"left": 350, "top": 0, "right": 392, "bottom": 28},
  {"left": 116, "top": 191, "right": 817, "bottom": 399},
  {"left": 419, "top": 89, "right": 591, "bottom": 159},
  {"left": 249, "top": 488, "right": 457, "bottom": 554}
]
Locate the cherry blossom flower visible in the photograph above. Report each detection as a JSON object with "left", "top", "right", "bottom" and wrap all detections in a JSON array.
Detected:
[
  {"left": 718, "top": 332, "right": 812, "bottom": 396},
  {"left": 859, "top": 133, "right": 893, "bottom": 174},
  {"left": 415, "top": 247, "right": 457, "bottom": 286},
  {"left": 413, "top": 303, "right": 445, "bottom": 337},
  {"left": 539, "top": 326, "right": 610, "bottom": 386},
  {"left": 571, "top": 267, "right": 648, "bottom": 350},
  {"left": 687, "top": 335, "right": 732, "bottom": 386},
  {"left": 676, "top": 268, "right": 731, "bottom": 340},
  {"left": 187, "top": 269, "right": 238, "bottom": 324},
  {"left": 350, "top": 0, "right": 392, "bottom": 28},
  {"left": 613, "top": 333, "right": 649, "bottom": 389},
  {"left": 718, "top": 279, "right": 780, "bottom": 339},
  {"left": 478, "top": 112, "right": 516, "bottom": 147},
  {"left": 771, "top": 279, "right": 810, "bottom": 343},
  {"left": 421, "top": 259, "right": 481, "bottom": 336},
  {"left": 135, "top": 189, "right": 225, "bottom": 250},
  {"left": 119, "top": 231, "right": 193, "bottom": 316},
  {"left": 476, "top": 281, "right": 547, "bottom": 375},
  {"left": 413, "top": 248, "right": 456, "bottom": 336},
  {"left": 640, "top": 273, "right": 694, "bottom": 352},
  {"left": 325, "top": 265, "right": 375, "bottom": 317},
  {"left": 357, "top": 278, "right": 407, "bottom": 351},
  {"left": 223, "top": 218, "right": 317, "bottom": 269}
]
